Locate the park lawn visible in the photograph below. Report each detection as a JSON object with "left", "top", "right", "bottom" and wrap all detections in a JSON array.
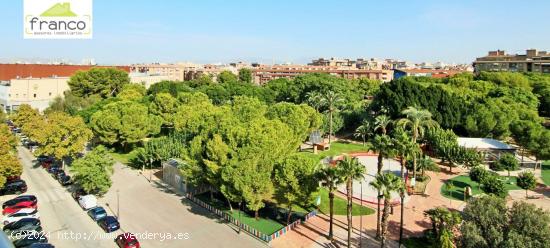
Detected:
[
  {"left": 542, "top": 161, "right": 550, "bottom": 186},
  {"left": 441, "top": 175, "right": 521, "bottom": 201},
  {"left": 107, "top": 150, "right": 133, "bottom": 164},
  {"left": 301, "top": 141, "right": 369, "bottom": 160},
  {"left": 312, "top": 188, "right": 375, "bottom": 216},
  {"left": 195, "top": 193, "right": 284, "bottom": 235}
]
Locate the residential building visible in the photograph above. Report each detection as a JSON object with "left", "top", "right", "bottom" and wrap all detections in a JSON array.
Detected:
[
  {"left": 473, "top": 49, "right": 550, "bottom": 73},
  {"left": 0, "top": 63, "right": 130, "bottom": 81},
  {"left": 0, "top": 77, "right": 70, "bottom": 112},
  {"left": 129, "top": 72, "right": 172, "bottom": 88},
  {"left": 252, "top": 65, "right": 393, "bottom": 85},
  {"left": 393, "top": 69, "right": 469, "bottom": 79}
]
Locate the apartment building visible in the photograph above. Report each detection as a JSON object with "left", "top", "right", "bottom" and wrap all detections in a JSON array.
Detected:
[
  {"left": 252, "top": 65, "right": 393, "bottom": 85},
  {"left": 393, "top": 69, "right": 469, "bottom": 80},
  {"left": 473, "top": 49, "right": 550, "bottom": 73},
  {"left": 0, "top": 77, "right": 69, "bottom": 112}
]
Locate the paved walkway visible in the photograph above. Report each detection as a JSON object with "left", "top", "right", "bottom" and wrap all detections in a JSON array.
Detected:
[{"left": 272, "top": 164, "right": 467, "bottom": 248}]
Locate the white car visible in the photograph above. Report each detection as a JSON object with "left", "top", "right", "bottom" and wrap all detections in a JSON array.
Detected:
[
  {"left": 78, "top": 195, "right": 97, "bottom": 210},
  {"left": 2, "top": 208, "right": 39, "bottom": 225}
]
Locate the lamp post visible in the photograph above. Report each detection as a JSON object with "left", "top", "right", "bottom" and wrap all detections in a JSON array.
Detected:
[
  {"left": 117, "top": 189, "right": 120, "bottom": 221},
  {"left": 360, "top": 180, "right": 363, "bottom": 247}
]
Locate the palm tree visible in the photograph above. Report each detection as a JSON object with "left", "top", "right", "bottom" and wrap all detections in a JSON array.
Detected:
[
  {"left": 370, "top": 172, "right": 405, "bottom": 248},
  {"left": 397, "top": 107, "right": 437, "bottom": 181},
  {"left": 398, "top": 176, "right": 407, "bottom": 247},
  {"left": 374, "top": 115, "right": 392, "bottom": 135},
  {"left": 369, "top": 134, "right": 395, "bottom": 238},
  {"left": 318, "top": 164, "right": 344, "bottom": 241},
  {"left": 392, "top": 128, "right": 419, "bottom": 179},
  {"left": 319, "top": 91, "right": 345, "bottom": 144},
  {"left": 417, "top": 156, "right": 439, "bottom": 177},
  {"left": 337, "top": 155, "right": 365, "bottom": 248},
  {"left": 354, "top": 120, "right": 372, "bottom": 146},
  {"left": 305, "top": 91, "right": 323, "bottom": 111}
]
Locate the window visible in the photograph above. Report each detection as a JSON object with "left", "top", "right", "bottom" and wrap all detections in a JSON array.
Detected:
[
  {"left": 33, "top": 94, "right": 36, "bottom": 98},
  {"left": 49, "top": 92, "right": 52, "bottom": 96}
]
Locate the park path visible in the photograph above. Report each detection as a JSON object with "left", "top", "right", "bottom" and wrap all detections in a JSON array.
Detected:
[{"left": 271, "top": 164, "right": 466, "bottom": 248}]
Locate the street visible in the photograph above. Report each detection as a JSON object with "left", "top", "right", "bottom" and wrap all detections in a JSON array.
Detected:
[
  {"left": 9, "top": 146, "right": 117, "bottom": 247},
  {"left": 10, "top": 146, "right": 264, "bottom": 248}
]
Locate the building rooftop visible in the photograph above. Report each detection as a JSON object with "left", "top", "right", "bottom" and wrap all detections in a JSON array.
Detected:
[{"left": 457, "top": 137, "right": 515, "bottom": 150}]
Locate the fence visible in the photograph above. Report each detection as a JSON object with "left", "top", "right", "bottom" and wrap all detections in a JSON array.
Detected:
[{"left": 186, "top": 193, "right": 317, "bottom": 243}]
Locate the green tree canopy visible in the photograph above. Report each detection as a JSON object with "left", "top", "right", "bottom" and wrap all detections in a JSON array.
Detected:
[
  {"left": 70, "top": 146, "right": 115, "bottom": 195},
  {"left": 68, "top": 68, "right": 130, "bottom": 98}
]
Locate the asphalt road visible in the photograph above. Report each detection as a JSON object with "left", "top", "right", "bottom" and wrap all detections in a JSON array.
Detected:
[
  {"left": 5, "top": 146, "right": 118, "bottom": 247},
  {"left": 7, "top": 146, "right": 264, "bottom": 248}
]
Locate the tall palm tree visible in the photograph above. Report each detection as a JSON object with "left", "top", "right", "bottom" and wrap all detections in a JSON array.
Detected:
[
  {"left": 398, "top": 176, "right": 407, "bottom": 247},
  {"left": 392, "top": 128, "right": 419, "bottom": 179},
  {"left": 305, "top": 91, "right": 323, "bottom": 111},
  {"left": 319, "top": 91, "right": 345, "bottom": 144},
  {"left": 369, "top": 134, "right": 395, "bottom": 238},
  {"left": 374, "top": 115, "right": 392, "bottom": 135},
  {"left": 318, "top": 164, "right": 344, "bottom": 241},
  {"left": 354, "top": 120, "right": 373, "bottom": 146},
  {"left": 337, "top": 155, "right": 366, "bottom": 248},
  {"left": 397, "top": 107, "right": 437, "bottom": 181},
  {"left": 370, "top": 172, "right": 405, "bottom": 248}
]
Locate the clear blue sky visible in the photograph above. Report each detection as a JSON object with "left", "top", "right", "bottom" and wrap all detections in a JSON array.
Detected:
[{"left": 1, "top": 0, "right": 549, "bottom": 65}]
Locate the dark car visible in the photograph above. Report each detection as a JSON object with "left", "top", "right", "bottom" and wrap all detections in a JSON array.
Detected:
[
  {"left": 71, "top": 188, "right": 87, "bottom": 201},
  {"left": 0, "top": 180, "right": 27, "bottom": 195},
  {"left": 57, "top": 175, "right": 72, "bottom": 186},
  {"left": 46, "top": 166, "right": 60, "bottom": 174},
  {"left": 3, "top": 218, "right": 40, "bottom": 232},
  {"left": 87, "top": 206, "right": 107, "bottom": 221},
  {"left": 52, "top": 170, "right": 65, "bottom": 180},
  {"left": 98, "top": 216, "right": 120, "bottom": 233},
  {"left": 12, "top": 234, "right": 48, "bottom": 248},
  {"left": 27, "top": 244, "right": 55, "bottom": 248},
  {"left": 2, "top": 195, "right": 37, "bottom": 209}
]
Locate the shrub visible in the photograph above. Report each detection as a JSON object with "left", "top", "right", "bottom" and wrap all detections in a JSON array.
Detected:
[
  {"left": 489, "top": 161, "right": 504, "bottom": 171},
  {"left": 481, "top": 174, "right": 507, "bottom": 197},
  {"left": 469, "top": 166, "right": 488, "bottom": 183}
]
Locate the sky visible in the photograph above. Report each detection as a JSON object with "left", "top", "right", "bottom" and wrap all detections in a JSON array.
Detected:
[{"left": 1, "top": 0, "right": 549, "bottom": 65}]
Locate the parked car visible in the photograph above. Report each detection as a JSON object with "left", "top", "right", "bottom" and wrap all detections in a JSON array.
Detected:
[
  {"left": 46, "top": 166, "right": 60, "bottom": 174},
  {"left": 2, "top": 201, "right": 37, "bottom": 215},
  {"left": 98, "top": 216, "right": 119, "bottom": 233},
  {"left": 78, "top": 195, "right": 97, "bottom": 210},
  {"left": 2, "top": 196, "right": 37, "bottom": 209},
  {"left": 2, "top": 209, "right": 40, "bottom": 225},
  {"left": 52, "top": 170, "right": 65, "bottom": 180},
  {"left": 87, "top": 206, "right": 107, "bottom": 221},
  {"left": 57, "top": 175, "right": 72, "bottom": 186},
  {"left": 26, "top": 244, "right": 55, "bottom": 248},
  {"left": 71, "top": 188, "right": 87, "bottom": 201},
  {"left": 3, "top": 218, "right": 41, "bottom": 232},
  {"left": 0, "top": 180, "right": 27, "bottom": 195},
  {"left": 115, "top": 233, "right": 140, "bottom": 248},
  {"left": 12, "top": 234, "right": 48, "bottom": 248},
  {"left": 4, "top": 223, "right": 42, "bottom": 237}
]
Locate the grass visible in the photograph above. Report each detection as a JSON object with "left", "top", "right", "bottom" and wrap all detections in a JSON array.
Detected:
[
  {"left": 107, "top": 150, "right": 133, "bottom": 164},
  {"left": 440, "top": 175, "right": 521, "bottom": 201},
  {"left": 542, "top": 161, "right": 550, "bottom": 186},
  {"left": 301, "top": 141, "right": 369, "bottom": 160},
  {"left": 402, "top": 236, "right": 432, "bottom": 248},
  {"left": 313, "top": 188, "right": 375, "bottom": 216}
]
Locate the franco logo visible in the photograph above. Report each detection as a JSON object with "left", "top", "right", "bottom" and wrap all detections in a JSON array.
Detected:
[{"left": 23, "top": 0, "right": 93, "bottom": 39}]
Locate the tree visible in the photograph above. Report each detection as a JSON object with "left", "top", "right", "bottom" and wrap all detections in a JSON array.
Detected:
[
  {"left": 416, "top": 156, "right": 439, "bottom": 178},
  {"left": 68, "top": 68, "right": 130, "bottom": 98},
  {"left": 149, "top": 92, "right": 180, "bottom": 127},
  {"left": 318, "top": 165, "right": 344, "bottom": 241},
  {"left": 217, "top": 70, "right": 238, "bottom": 84},
  {"left": 274, "top": 153, "right": 319, "bottom": 224},
  {"left": 469, "top": 166, "right": 489, "bottom": 183},
  {"left": 369, "top": 134, "right": 394, "bottom": 238},
  {"left": 117, "top": 84, "right": 146, "bottom": 101},
  {"left": 34, "top": 112, "right": 92, "bottom": 167},
  {"left": 495, "top": 153, "right": 519, "bottom": 178},
  {"left": 305, "top": 91, "right": 323, "bottom": 111},
  {"left": 480, "top": 174, "right": 506, "bottom": 197},
  {"left": 424, "top": 207, "right": 461, "bottom": 247},
  {"left": 392, "top": 128, "right": 419, "bottom": 179},
  {"left": 516, "top": 171, "right": 536, "bottom": 199},
  {"left": 370, "top": 172, "right": 405, "bottom": 247},
  {"left": 90, "top": 101, "right": 162, "bottom": 149},
  {"left": 337, "top": 155, "right": 365, "bottom": 248},
  {"left": 70, "top": 146, "right": 115, "bottom": 195},
  {"left": 374, "top": 115, "right": 391, "bottom": 135},
  {"left": 238, "top": 68, "right": 253, "bottom": 84},
  {"left": 354, "top": 120, "right": 373, "bottom": 146},
  {"left": 0, "top": 124, "right": 22, "bottom": 186},
  {"left": 397, "top": 107, "right": 437, "bottom": 180},
  {"left": 11, "top": 104, "right": 40, "bottom": 130},
  {"left": 461, "top": 195, "right": 550, "bottom": 248},
  {"left": 319, "top": 91, "right": 345, "bottom": 144}
]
